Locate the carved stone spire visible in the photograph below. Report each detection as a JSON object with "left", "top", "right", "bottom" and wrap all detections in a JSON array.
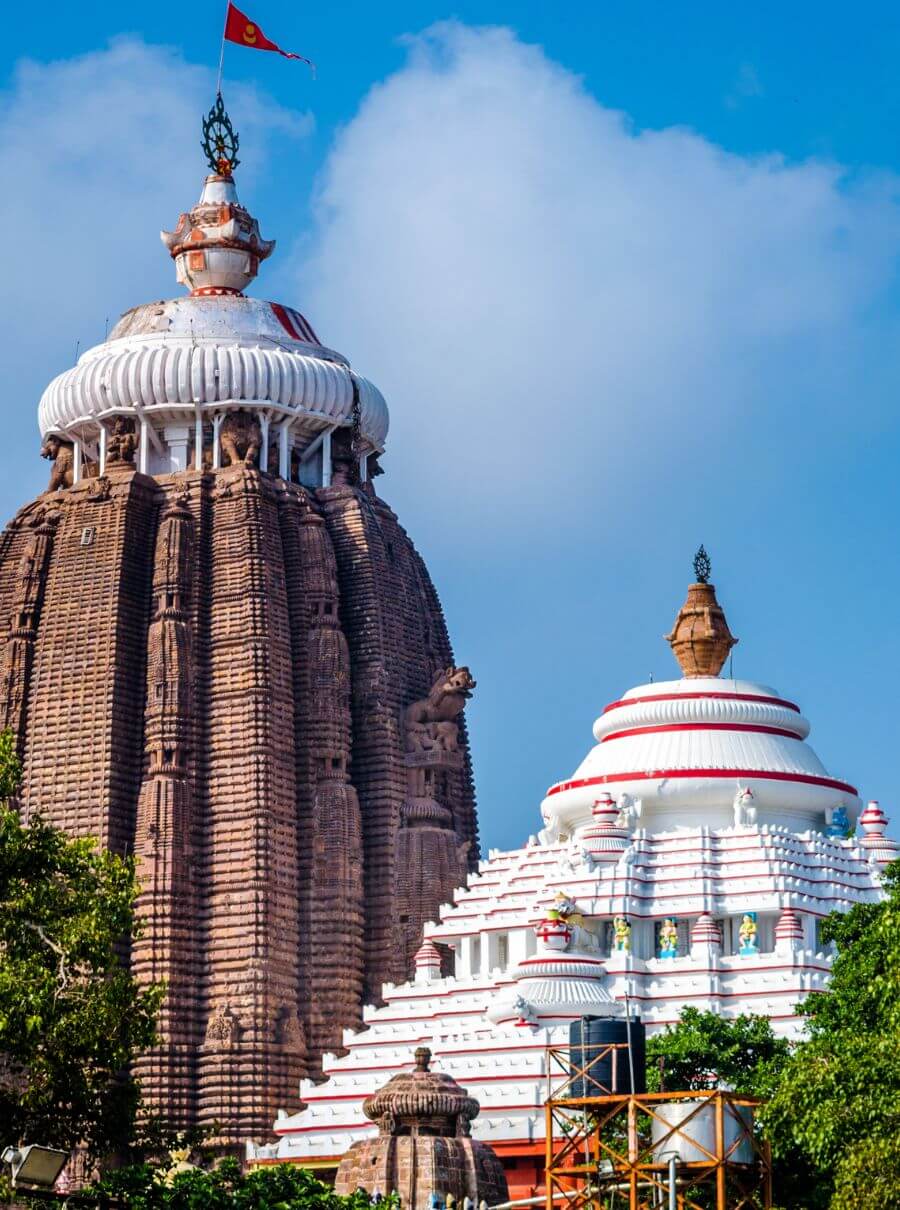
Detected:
[{"left": 665, "top": 550, "right": 737, "bottom": 678}]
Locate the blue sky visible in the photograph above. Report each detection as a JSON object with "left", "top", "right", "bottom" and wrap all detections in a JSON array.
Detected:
[{"left": 2, "top": 2, "right": 899, "bottom": 851}]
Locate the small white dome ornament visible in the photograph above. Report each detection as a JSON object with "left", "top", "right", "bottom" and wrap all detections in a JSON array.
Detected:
[
  {"left": 858, "top": 801, "right": 900, "bottom": 868},
  {"left": 161, "top": 94, "right": 274, "bottom": 296},
  {"left": 580, "top": 794, "right": 630, "bottom": 862}
]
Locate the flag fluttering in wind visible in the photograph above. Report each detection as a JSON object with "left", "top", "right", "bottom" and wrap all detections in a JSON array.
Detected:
[{"left": 223, "top": 2, "right": 316, "bottom": 73}]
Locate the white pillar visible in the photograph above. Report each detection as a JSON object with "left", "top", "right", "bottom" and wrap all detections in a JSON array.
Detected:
[
  {"left": 259, "top": 414, "right": 270, "bottom": 473},
  {"left": 278, "top": 421, "right": 291, "bottom": 480},
  {"left": 98, "top": 424, "right": 107, "bottom": 475},
  {"left": 73, "top": 440, "right": 82, "bottom": 484},
  {"left": 212, "top": 414, "right": 223, "bottom": 469},
  {"left": 139, "top": 419, "right": 149, "bottom": 475},
  {"left": 164, "top": 425, "right": 191, "bottom": 473},
  {"left": 358, "top": 452, "right": 368, "bottom": 483},
  {"left": 195, "top": 410, "right": 204, "bottom": 471},
  {"left": 321, "top": 428, "right": 332, "bottom": 487}
]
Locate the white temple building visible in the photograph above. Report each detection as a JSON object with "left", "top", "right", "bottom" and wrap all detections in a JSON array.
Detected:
[{"left": 250, "top": 560, "right": 897, "bottom": 1194}]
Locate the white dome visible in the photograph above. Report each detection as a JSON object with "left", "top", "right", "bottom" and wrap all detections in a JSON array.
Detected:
[
  {"left": 542, "top": 677, "right": 859, "bottom": 835},
  {"left": 37, "top": 296, "right": 389, "bottom": 450}
]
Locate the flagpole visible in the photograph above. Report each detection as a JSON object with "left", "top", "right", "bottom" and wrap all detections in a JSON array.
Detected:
[{"left": 215, "top": 0, "right": 230, "bottom": 96}]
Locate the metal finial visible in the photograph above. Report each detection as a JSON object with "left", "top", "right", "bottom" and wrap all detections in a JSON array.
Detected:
[
  {"left": 693, "top": 545, "right": 711, "bottom": 584},
  {"left": 201, "top": 93, "right": 241, "bottom": 176}
]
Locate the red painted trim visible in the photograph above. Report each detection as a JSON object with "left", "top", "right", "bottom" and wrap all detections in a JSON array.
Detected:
[
  {"left": 547, "top": 768, "right": 857, "bottom": 798},
  {"left": 190, "top": 285, "right": 243, "bottom": 296},
  {"left": 603, "top": 691, "right": 801, "bottom": 715},
  {"left": 600, "top": 722, "right": 803, "bottom": 743},
  {"left": 270, "top": 301, "right": 319, "bottom": 343},
  {"left": 517, "top": 955, "right": 606, "bottom": 967}
]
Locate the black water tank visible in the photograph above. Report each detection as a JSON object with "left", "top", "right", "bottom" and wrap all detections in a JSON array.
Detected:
[{"left": 568, "top": 1015, "right": 647, "bottom": 1097}]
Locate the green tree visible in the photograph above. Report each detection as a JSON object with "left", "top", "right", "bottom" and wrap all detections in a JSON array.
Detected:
[
  {"left": 90, "top": 1156, "right": 400, "bottom": 1210},
  {"left": 646, "top": 1006, "right": 790, "bottom": 1096},
  {"left": 0, "top": 729, "right": 163, "bottom": 1158},
  {"left": 761, "top": 863, "right": 900, "bottom": 1209}
]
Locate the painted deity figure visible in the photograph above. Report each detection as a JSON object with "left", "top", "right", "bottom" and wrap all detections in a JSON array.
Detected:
[
  {"left": 613, "top": 915, "right": 631, "bottom": 954},
  {"left": 738, "top": 912, "right": 759, "bottom": 956},
  {"left": 658, "top": 917, "right": 678, "bottom": 959}
]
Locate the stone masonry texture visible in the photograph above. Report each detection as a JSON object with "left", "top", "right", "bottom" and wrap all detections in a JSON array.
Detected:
[{"left": 0, "top": 465, "right": 479, "bottom": 1147}]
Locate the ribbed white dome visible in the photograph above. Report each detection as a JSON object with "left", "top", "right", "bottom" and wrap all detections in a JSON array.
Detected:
[{"left": 37, "top": 296, "right": 388, "bottom": 450}]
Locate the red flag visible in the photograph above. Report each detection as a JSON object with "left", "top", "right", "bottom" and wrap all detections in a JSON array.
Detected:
[{"left": 223, "top": 3, "right": 315, "bottom": 71}]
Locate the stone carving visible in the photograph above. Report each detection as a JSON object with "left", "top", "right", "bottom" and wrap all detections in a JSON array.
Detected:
[
  {"left": 40, "top": 436, "right": 74, "bottom": 491},
  {"left": 330, "top": 428, "right": 356, "bottom": 487},
  {"left": 87, "top": 476, "right": 112, "bottom": 502},
  {"left": 204, "top": 1006, "right": 240, "bottom": 1049},
  {"left": 404, "top": 666, "right": 476, "bottom": 753},
  {"left": 220, "top": 409, "right": 261, "bottom": 467},
  {"left": 106, "top": 416, "right": 137, "bottom": 464}
]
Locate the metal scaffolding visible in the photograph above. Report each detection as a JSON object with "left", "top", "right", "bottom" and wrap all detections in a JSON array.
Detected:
[{"left": 543, "top": 1044, "right": 772, "bottom": 1210}]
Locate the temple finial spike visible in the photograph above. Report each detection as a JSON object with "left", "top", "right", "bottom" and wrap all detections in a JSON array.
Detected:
[
  {"left": 664, "top": 551, "right": 737, "bottom": 678},
  {"left": 201, "top": 93, "right": 240, "bottom": 177}
]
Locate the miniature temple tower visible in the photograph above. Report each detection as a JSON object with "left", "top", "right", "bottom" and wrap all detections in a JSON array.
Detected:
[{"left": 334, "top": 1048, "right": 508, "bottom": 1209}]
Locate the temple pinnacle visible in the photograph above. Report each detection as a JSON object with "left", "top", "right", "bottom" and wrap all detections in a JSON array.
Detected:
[
  {"left": 665, "top": 550, "right": 738, "bottom": 678},
  {"left": 201, "top": 93, "right": 240, "bottom": 177}
]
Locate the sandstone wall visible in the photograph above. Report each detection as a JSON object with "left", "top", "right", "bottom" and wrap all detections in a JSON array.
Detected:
[{"left": 0, "top": 466, "right": 478, "bottom": 1144}]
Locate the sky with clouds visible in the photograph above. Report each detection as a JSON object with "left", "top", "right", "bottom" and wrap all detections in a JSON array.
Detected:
[{"left": 2, "top": 3, "right": 900, "bottom": 850}]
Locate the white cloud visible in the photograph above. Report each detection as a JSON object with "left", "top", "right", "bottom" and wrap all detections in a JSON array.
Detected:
[{"left": 293, "top": 22, "right": 900, "bottom": 545}]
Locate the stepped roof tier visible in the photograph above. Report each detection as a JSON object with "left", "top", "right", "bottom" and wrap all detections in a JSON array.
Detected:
[{"left": 253, "top": 560, "right": 895, "bottom": 1196}]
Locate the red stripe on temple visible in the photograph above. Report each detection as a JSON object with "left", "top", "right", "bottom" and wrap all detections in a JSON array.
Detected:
[{"left": 546, "top": 768, "right": 857, "bottom": 798}]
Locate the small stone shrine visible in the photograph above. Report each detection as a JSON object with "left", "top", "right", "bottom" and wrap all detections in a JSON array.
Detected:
[{"left": 334, "top": 1048, "right": 508, "bottom": 1209}]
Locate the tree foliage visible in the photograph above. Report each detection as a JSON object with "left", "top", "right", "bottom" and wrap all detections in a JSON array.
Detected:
[
  {"left": 0, "top": 730, "right": 163, "bottom": 1157},
  {"left": 761, "top": 862, "right": 900, "bottom": 1209},
  {"left": 646, "top": 1006, "right": 790, "bottom": 1097},
  {"left": 89, "top": 1157, "right": 399, "bottom": 1210}
]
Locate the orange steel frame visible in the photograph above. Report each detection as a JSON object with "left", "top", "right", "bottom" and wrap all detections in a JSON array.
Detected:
[{"left": 543, "top": 1044, "right": 772, "bottom": 1210}]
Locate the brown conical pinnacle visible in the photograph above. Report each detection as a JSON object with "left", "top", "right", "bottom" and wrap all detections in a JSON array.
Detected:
[{"left": 665, "top": 546, "right": 738, "bottom": 678}]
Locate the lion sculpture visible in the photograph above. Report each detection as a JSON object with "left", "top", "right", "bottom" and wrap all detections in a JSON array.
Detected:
[
  {"left": 41, "top": 436, "right": 74, "bottom": 491},
  {"left": 404, "top": 665, "right": 476, "bottom": 754},
  {"left": 220, "top": 410, "right": 261, "bottom": 468}
]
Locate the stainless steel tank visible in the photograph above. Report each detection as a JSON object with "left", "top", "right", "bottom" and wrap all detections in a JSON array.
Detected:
[{"left": 650, "top": 1099, "right": 755, "bottom": 1164}]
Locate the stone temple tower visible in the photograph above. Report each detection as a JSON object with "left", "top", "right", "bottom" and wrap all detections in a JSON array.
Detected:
[{"left": 1, "top": 99, "right": 478, "bottom": 1145}]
